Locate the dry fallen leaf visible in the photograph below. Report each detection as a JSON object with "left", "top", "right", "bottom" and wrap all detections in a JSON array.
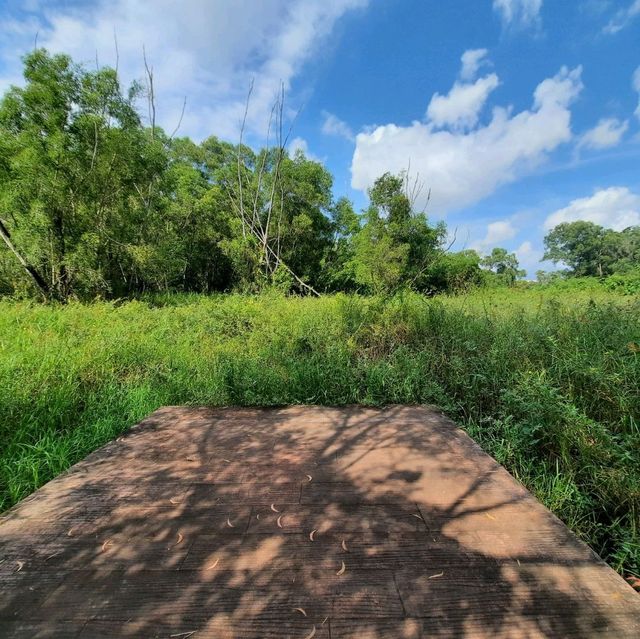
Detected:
[
  {"left": 270, "top": 504, "right": 280, "bottom": 513},
  {"left": 101, "top": 539, "right": 113, "bottom": 553},
  {"left": 303, "top": 625, "right": 316, "bottom": 639},
  {"left": 309, "top": 529, "right": 317, "bottom": 542},
  {"left": 428, "top": 571, "right": 444, "bottom": 579},
  {"left": 293, "top": 607, "right": 307, "bottom": 617},
  {"left": 336, "top": 561, "right": 346, "bottom": 576}
]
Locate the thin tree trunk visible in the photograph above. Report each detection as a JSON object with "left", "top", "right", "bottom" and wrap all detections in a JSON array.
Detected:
[{"left": 0, "top": 218, "right": 50, "bottom": 299}]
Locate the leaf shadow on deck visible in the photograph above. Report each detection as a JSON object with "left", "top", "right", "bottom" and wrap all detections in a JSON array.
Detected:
[{"left": 1, "top": 405, "right": 638, "bottom": 638}]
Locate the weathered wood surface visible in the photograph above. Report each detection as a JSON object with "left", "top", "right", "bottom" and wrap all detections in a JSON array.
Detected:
[{"left": 1, "top": 405, "right": 638, "bottom": 638}]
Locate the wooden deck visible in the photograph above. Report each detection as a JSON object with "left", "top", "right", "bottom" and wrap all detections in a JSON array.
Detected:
[{"left": 1, "top": 405, "right": 639, "bottom": 638}]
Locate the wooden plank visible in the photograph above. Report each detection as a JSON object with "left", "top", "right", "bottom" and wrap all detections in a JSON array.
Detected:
[{"left": 0, "top": 405, "right": 638, "bottom": 637}]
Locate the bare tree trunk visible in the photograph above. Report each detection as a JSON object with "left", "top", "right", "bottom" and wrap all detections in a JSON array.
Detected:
[{"left": 0, "top": 218, "right": 50, "bottom": 299}]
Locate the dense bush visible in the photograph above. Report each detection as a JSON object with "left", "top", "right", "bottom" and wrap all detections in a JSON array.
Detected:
[{"left": 1, "top": 289, "right": 638, "bottom": 576}]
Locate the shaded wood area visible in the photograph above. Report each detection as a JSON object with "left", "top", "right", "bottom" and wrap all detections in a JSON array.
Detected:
[{"left": 1, "top": 405, "right": 638, "bottom": 638}]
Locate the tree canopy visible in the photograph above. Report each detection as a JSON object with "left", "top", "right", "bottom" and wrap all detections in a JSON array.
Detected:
[
  {"left": 7, "top": 50, "right": 635, "bottom": 301},
  {"left": 543, "top": 221, "right": 640, "bottom": 278}
]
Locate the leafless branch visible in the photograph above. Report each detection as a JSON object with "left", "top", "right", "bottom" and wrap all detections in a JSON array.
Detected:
[
  {"left": 143, "top": 46, "right": 156, "bottom": 139},
  {"left": 168, "top": 96, "right": 187, "bottom": 141}
]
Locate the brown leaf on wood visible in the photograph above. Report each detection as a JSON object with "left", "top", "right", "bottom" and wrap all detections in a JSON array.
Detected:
[{"left": 101, "top": 539, "right": 113, "bottom": 552}]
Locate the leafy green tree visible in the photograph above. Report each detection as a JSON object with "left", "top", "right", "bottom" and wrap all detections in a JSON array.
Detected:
[
  {"left": 481, "top": 247, "right": 525, "bottom": 285},
  {"left": 0, "top": 49, "right": 165, "bottom": 300},
  {"left": 543, "top": 221, "right": 612, "bottom": 277},
  {"left": 347, "top": 173, "right": 445, "bottom": 294},
  {"left": 427, "top": 250, "right": 484, "bottom": 292}
]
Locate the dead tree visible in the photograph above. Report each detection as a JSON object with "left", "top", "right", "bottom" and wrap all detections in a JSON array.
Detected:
[{"left": 228, "top": 83, "right": 320, "bottom": 296}]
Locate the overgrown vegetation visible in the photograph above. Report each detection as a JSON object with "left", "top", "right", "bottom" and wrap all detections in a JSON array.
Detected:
[
  {"left": 1, "top": 48, "right": 639, "bottom": 583},
  {"left": 1, "top": 287, "right": 638, "bottom": 577}
]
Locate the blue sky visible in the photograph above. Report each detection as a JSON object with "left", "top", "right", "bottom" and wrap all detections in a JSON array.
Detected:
[{"left": 1, "top": 0, "right": 639, "bottom": 275}]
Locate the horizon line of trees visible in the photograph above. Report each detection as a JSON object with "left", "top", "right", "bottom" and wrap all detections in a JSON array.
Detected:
[{"left": 0, "top": 50, "right": 638, "bottom": 302}]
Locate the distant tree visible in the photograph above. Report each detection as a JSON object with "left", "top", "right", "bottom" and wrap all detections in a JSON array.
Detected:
[
  {"left": 427, "top": 250, "right": 484, "bottom": 292},
  {"left": 347, "top": 172, "right": 445, "bottom": 294},
  {"left": 543, "top": 221, "right": 610, "bottom": 277},
  {"left": 481, "top": 247, "right": 525, "bottom": 285},
  {"left": 536, "top": 270, "right": 565, "bottom": 284},
  {"left": 543, "top": 221, "right": 640, "bottom": 278},
  {"left": 320, "top": 197, "right": 360, "bottom": 291}
]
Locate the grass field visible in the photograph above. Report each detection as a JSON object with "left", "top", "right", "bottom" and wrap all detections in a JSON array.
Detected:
[{"left": 0, "top": 285, "right": 638, "bottom": 577}]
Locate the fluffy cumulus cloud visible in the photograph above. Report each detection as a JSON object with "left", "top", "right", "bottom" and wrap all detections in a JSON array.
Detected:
[
  {"left": 493, "top": 0, "right": 543, "bottom": 30},
  {"left": 427, "top": 74, "right": 500, "bottom": 130},
  {"left": 460, "top": 48, "right": 489, "bottom": 81},
  {"left": 603, "top": 0, "right": 640, "bottom": 35},
  {"left": 288, "top": 136, "right": 322, "bottom": 162},
  {"left": 544, "top": 187, "right": 640, "bottom": 231},
  {"left": 351, "top": 65, "right": 583, "bottom": 213},
  {"left": 514, "top": 241, "right": 543, "bottom": 278},
  {"left": 0, "top": 0, "right": 367, "bottom": 141},
  {"left": 472, "top": 220, "right": 518, "bottom": 252},
  {"left": 321, "top": 110, "right": 354, "bottom": 141},
  {"left": 577, "top": 117, "right": 628, "bottom": 150}
]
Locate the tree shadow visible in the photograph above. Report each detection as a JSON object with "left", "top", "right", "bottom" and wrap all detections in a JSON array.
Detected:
[{"left": 0, "top": 405, "right": 638, "bottom": 638}]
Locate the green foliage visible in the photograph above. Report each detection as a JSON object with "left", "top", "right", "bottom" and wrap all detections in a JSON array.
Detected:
[
  {"left": 347, "top": 173, "right": 446, "bottom": 294},
  {"left": 0, "top": 290, "right": 638, "bottom": 576},
  {"left": 604, "top": 268, "right": 640, "bottom": 295},
  {"left": 543, "top": 221, "right": 640, "bottom": 278},
  {"left": 481, "top": 247, "right": 526, "bottom": 285}
]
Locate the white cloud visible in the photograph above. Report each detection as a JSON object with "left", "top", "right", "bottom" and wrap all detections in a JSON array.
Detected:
[
  {"left": 0, "top": 0, "right": 367, "bottom": 141},
  {"left": 321, "top": 110, "right": 354, "bottom": 141},
  {"left": 633, "top": 66, "right": 640, "bottom": 120},
  {"left": 351, "top": 66, "right": 583, "bottom": 214},
  {"left": 472, "top": 219, "right": 518, "bottom": 252},
  {"left": 577, "top": 117, "right": 628, "bottom": 150},
  {"left": 288, "top": 136, "right": 322, "bottom": 162},
  {"left": 544, "top": 187, "right": 640, "bottom": 231},
  {"left": 515, "top": 240, "right": 543, "bottom": 276},
  {"left": 493, "top": 0, "right": 543, "bottom": 30},
  {"left": 603, "top": 0, "right": 640, "bottom": 34},
  {"left": 460, "top": 48, "right": 489, "bottom": 81},
  {"left": 427, "top": 74, "right": 500, "bottom": 130}
]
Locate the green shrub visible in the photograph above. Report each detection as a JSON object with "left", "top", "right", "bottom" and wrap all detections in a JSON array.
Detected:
[{"left": 0, "top": 290, "right": 638, "bottom": 576}]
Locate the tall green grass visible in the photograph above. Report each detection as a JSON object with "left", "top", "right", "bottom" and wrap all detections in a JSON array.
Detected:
[{"left": 0, "top": 290, "right": 638, "bottom": 576}]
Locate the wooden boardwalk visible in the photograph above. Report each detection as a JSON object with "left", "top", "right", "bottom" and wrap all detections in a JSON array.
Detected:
[{"left": 1, "top": 406, "right": 639, "bottom": 638}]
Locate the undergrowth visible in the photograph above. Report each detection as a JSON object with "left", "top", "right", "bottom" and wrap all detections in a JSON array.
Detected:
[{"left": 0, "top": 289, "right": 638, "bottom": 576}]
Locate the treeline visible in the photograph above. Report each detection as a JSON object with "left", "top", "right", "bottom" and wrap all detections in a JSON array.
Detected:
[{"left": 0, "top": 51, "right": 638, "bottom": 301}]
